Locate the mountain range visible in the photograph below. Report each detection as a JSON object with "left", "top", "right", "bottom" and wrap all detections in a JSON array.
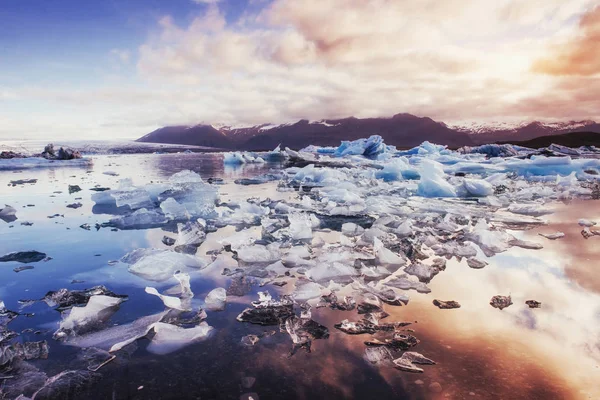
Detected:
[{"left": 136, "top": 113, "right": 600, "bottom": 150}]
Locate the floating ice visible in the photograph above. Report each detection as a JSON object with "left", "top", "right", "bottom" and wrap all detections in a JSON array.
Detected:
[
  {"left": 393, "top": 352, "right": 436, "bottom": 373},
  {"left": 145, "top": 287, "right": 189, "bottom": 311},
  {"left": 333, "top": 135, "right": 388, "bottom": 158},
  {"left": 55, "top": 295, "right": 126, "bottom": 338},
  {"left": 578, "top": 218, "right": 596, "bottom": 227},
  {"left": 127, "top": 250, "right": 208, "bottom": 282},
  {"left": 146, "top": 322, "right": 214, "bottom": 355},
  {"left": 223, "top": 152, "right": 265, "bottom": 164},
  {"left": 0, "top": 204, "right": 17, "bottom": 223},
  {"left": 288, "top": 213, "right": 313, "bottom": 240},
  {"left": 417, "top": 159, "right": 456, "bottom": 198},
  {"left": 539, "top": 232, "right": 565, "bottom": 240},
  {"left": 204, "top": 288, "right": 227, "bottom": 311},
  {"left": 66, "top": 312, "right": 168, "bottom": 352},
  {"left": 0, "top": 157, "right": 92, "bottom": 170}
]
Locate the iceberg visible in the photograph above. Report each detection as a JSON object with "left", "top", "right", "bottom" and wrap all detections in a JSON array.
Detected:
[
  {"left": 334, "top": 135, "right": 387, "bottom": 158},
  {"left": 417, "top": 159, "right": 456, "bottom": 198}
]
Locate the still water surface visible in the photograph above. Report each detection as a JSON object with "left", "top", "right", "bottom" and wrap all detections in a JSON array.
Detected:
[{"left": 1, "top": 153, "right": 599, "bottom": 399}]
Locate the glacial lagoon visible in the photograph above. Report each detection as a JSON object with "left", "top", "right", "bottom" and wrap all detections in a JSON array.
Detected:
[{"left": 1, "top": 142, "right": 600, "bottom": 400}]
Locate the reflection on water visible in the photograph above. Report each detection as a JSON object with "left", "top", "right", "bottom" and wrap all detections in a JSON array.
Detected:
[{"left": 1, "top": 153, "right": 599, "bottom": 399}]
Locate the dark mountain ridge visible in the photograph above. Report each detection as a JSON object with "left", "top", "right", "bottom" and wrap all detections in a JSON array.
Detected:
[{"left": 136, "top": 113, "right": 600, "bottom": 150}]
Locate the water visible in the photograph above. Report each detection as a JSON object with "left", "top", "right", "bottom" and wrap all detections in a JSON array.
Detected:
[{"left": 1, "top": 153, "right": 599, "bottom": 399}]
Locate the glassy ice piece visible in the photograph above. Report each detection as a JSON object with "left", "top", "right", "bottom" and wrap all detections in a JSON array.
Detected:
[
  {"left": 145, "top": 287, "right": 188, "bottom": 311},
  {"left": 204, "top": 288, "right": 227, "bottom": 311},
  {"left": 128, "top": 250, "right": 208, "bottom": 282},
  {"left": 146, "top": 322, "right": 214, "bottom": 355},
  {"left": 55, "top": 295, "right": 125, "bottom": 338}
]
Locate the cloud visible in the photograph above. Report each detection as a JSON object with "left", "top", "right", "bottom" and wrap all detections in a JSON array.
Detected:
[
  {"left": 110, "top": 48, "right": 131, "bottom": 64},
  {"left": 191, "top": 0, "right": 221, "bottom": 4},
  {"left": 532, "top": 6, "right": 600, "bottom": 76},
  {"left": 3, "top": 0, "right": 600, "bottom": 140}
]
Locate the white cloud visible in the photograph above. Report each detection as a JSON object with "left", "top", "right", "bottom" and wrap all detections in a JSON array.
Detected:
[{"left": 2, "top": 0, "right": 599, "bottom": 140}]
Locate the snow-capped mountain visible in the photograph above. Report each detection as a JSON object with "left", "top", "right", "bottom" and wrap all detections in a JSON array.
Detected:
[{"left": 137, "top": 114, "right": 600, "bottom": 150}]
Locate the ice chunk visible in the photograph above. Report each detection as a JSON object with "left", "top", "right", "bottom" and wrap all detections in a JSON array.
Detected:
[
  {"left": 461, "top": 178, "right": 493, "bottom": 197},
  {"left": 293, "top": 281, "right": 324, "bottom": 302},
  {"left": 0, "top": 157, "right": 92, "bottom": 170},
  {"left": 223, "top": 152, "right": 264, "bottom": 164},
  {"left": 417, "top": 159, "right": 456, "bottom": 198},
  {"left": 168, "top": 170, "right": 204, "bottom": 183},
  {"left": 204, "top": 288, "right": 227, "bottom": 311},
  {"left": 145, "top": 287, "right": 189, "bottom": 311},
  {"left": 578, "top": 218, "right": 596, "bottom": 227},
  {"left": 109, "top": 208, "right": 168, "bottom": 229},
  {"left": 65, "top": 311, "right": 167, "bottom": 351},
  {"left": 0, "top": 204, "right": 17, "bottom": 223},
  {"left": 128, "top": 250, "right": 207, "bottom": 282},
  {"left": 373, "top": 237, "right": 406, "bottom": 267},
  {"left": 466, "top": 257, "right": 488, "bottom": 269},
  {"left": 54, "top": 295, "right": 125, "bottom": 338},
  {"left": 174, "top": 221, "right": 206, "bottom": 254},
  {"left": 508, "top": 204, "right": 553, "bottom": 217},
  {"left": 236, "top": 244, "right": 280, "bottom": 264},
  {"left": 385, "top": 276, "right": 430, "bottom": 294},
  {"left": 288, "top": 213, "right": 313, "bottom": 240},
  {"left": 341, "top": 222, "right": 365, "bottom": 237},
  {"left": 160, "top": 197, "right": 190, "bottom": 220},
  {"left": 334, "top": 135, "right": 387, "bottom": 158},
  {"left": 465, "top": 220, "right": 514, "bottom": 256},
  {"left": 307, "top": 262, "right": 359, "bottom": 283},
  {"left": 364, "top": 346, "right": 394, "bottom": 366},
  {"left": 539, "top": 232, "right": 565, "bottom": 240},
  {"left": 393, "top": 352, "right": 436, "bottom": 373},
  {"left": 404, "top": 262, "right": 444, "bottom": 283},
  {"left": 41, "top": 286, "right": 126, "bottom": 311},
  {"left": 146, "top": 322, "right": 214, "bottom": 355}
]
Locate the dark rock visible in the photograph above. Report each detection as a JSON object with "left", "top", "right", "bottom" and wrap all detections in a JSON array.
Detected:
[
  {"left": 525, "top": 300, "right": 541, "bottom": 308},
  {"left": 0, "top": 251, "right": 47, "bottom": 264},
  {"left": 9, "top": 179, "right": 37, "bottom": 186},
  {"left": 320, "top": 292, "right": 356, "bottom": 311},
  {"left": 227, "top": 277, "right": 254, "bottom": 297},
  {"left": 68, "top": 185, "right": 82, "bottom": 194},
  {"left": 0, "top": 151, "right": 26, "bottom": 159},
  {"left": 236, "top": 305, "right": 294, "bottom": 326},
  {"left": 241, "top": 335, "right": 260, "bottom": 346},
  {"left": 490, "top": 295, "right": 513, "bottom": 310},
  {"left": 161, "top": 236, "right": 176, "bottom": 246},
  {"left": 433, "top": 299, "right": 461, "bottom": 309},
  {"left": 43, "top": 286, "right": 127, "bottom": 311},
  {"left": 66, "top": 203, "right": 83, "bottom": 209},
  {"left": 41, "top": 144, "right": 82, "bottom": 160},
  {"left": 285, "top": 315, "right": 329, "bottom": 356},
  {"left": 89, "top": 187, "right": 110, "bottom": 192}
]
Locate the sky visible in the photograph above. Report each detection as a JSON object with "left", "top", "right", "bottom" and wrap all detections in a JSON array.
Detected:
[{"left": 1, "top": 0, "right": 599, "bottom": 140}]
